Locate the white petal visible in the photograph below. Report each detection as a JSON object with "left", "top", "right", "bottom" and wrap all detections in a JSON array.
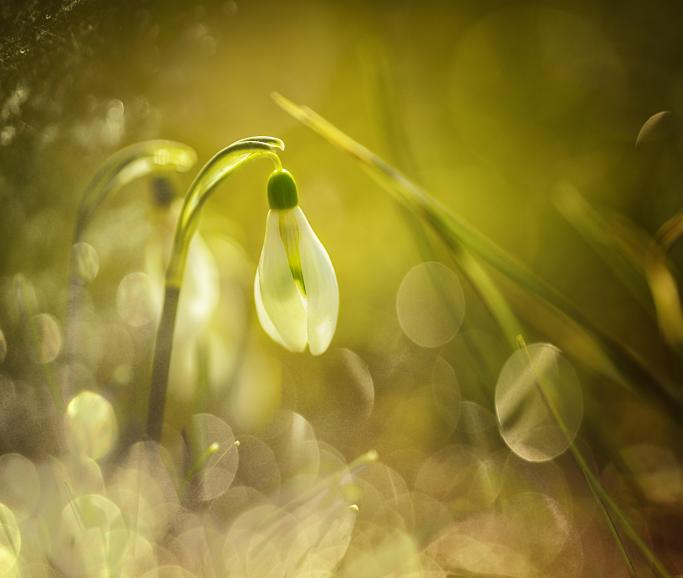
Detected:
[
  {"left": 294, "top": 207, "right": 339, "bottom": 355},
  {"left": 254, "top": 269, "right": 288, "bottom": 349},
  {"left": 256, "top": 210, "right": 307, "bottom": 352}
]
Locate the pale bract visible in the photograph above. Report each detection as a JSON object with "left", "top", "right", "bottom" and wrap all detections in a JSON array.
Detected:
[{"left": 255, "top": 207, "right": 338, "bottom": 355}]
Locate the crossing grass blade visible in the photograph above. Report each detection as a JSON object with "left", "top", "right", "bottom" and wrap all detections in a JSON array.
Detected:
[
  {"left": 555, "top": 186, "right": 683, "bottom": 353},
  {"left": 272, "top": 92, "right": 683, "bottom": 416}
]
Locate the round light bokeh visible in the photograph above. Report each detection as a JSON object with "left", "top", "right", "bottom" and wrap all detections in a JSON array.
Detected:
[
  {"left": 0, "top": 502, "right": 21, "bottom": 573},
  {"left": 64, "top": 391, "right": 119, "bottom": 461},
  {"left": 396, "top": 262, "right": 465, "bottom": 348},
  {"left": 0, "top": 453, "right": 40, "bottom": 521},
  {"left": 0, "top": 328, "right": 6, "bottom": 364},
  {"left": 71, "top": 241, "right": 100, "bottom": 283},
  {"left": 29, "top": 313, "right": 62, "bottom": 364},
  {"left": 495, "top": 343, "right": 583, "bottom": 462},
  {"left": 117, "top": 272, "right": 157, "bottom": 328},
  {"left": 189, "top": 413, "right": 239, "bottom": 502}
]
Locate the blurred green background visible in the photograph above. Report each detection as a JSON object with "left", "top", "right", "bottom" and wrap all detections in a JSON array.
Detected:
[{"left": 0, "top": 1, "right": 682, "bottom": 576}]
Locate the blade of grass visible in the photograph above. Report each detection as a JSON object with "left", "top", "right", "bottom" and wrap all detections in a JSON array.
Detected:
[
  {"left": 644, "top": 248, "right": 683, "bottom": 353},
  {"left": 516, "top": 336, "right": 641, "bottom": 578},
  {"left": 655, "top": 209, "right": 683, "bottom": 253},
  {"left": 609, "top": 217, "right": 683, "bottom": 354},
  {"left": 272, "top": 92, "right": 683, "bottom": 416},
  {"left": 553, "top": 185, "right": 652, "bottom": 311},
  {"left": 363, "top": 51, "right": 522, "bottom": 348},
  {"left": 554, "top": 186, "right": 683, "bottom": 353}
]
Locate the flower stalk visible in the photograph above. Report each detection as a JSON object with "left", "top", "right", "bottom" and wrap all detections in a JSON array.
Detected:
[{"left": 145, "top": 136, "right": 285, "bottom": 441}]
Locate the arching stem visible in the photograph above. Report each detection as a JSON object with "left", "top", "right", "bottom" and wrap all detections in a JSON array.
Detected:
[
  {"left": 145, "top": 137, "right": 284, "bottom": 441},
  {"left": 66, "top": 140, "right": 197, "bottom": 378}
]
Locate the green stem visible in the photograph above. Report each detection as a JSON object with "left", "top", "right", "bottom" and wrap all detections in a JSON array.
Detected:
[
  {"left": 194, "top": 339, "right": 210, "bottom": 415},
  {"left": 145, "top": 137, "right": 284, "bottom": 441},
  {"left": 146, "top": 285, "right": 181, "bottom": 441}
]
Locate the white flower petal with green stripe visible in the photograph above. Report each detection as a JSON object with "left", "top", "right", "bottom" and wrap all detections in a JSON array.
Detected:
[{"left": 255, "top": 207, "right": 338, "bottom": 355}]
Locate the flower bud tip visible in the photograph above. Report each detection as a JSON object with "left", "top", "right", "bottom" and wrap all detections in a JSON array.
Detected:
[{"left": 267, "top": 169, "right": 299, "bottom": 210}]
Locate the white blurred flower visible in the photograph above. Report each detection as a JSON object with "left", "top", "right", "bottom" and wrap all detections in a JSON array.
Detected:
[{"left": 255, "top": 170, "right": 338, "bottom": 355}]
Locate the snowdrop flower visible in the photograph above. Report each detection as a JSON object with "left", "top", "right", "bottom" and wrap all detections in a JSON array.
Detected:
[{"left": 255, "top": 169, "right": 339, "bottom": 355}]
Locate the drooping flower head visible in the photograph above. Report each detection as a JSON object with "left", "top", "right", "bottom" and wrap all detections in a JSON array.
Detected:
[{"left": 255, "top": 169, "right": 339, "bottom": 355}]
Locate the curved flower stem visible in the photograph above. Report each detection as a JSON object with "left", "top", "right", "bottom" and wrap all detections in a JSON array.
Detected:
[
  {"left": 72, "top": 140, "right": 197, "bottom": 242},
  {"left": 66, "top": 140, "right": 197, "bottom": 375},
  {"left": 145, "top": 136, "right": 284, "bottom": 441}
]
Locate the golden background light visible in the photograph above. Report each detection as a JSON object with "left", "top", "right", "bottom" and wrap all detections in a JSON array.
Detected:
[{"left": 0, "top": 1, "right": 682, "bottom": 576}]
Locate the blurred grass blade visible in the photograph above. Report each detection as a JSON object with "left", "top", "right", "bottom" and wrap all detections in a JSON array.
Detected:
[
  {"left": 656, "top": 209, "right": 683, "bottom": 253},
  {"left": 555, "top": 186, "right": 683, "bottom": 352},
  {"left": 645, "top": 251, "right": 683, "bottom": 351},
  {"left": 516, "top": 337, "right": 636, "bottom": 578},
  {"left": 272, "top": 92, "right": 683, "bottom": 414},
  {"left": 363, "top": 51, "right": 522, "bottom": 349},
  {"left": 553, "top": 185, "right": 652, "bottom": 310},
  {"left": 516, "top": 335, "right": 669, "bottom": 578},
  {"left": 610, "top": 217, "right": 683, "bottom": 353},
  {"left": 505, "top": 282, "right": 623, "bottom": 383}
]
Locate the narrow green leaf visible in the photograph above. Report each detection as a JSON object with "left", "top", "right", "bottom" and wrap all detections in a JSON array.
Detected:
[{"left": 272, "top": 92, "right": 683, "bottom": 414}]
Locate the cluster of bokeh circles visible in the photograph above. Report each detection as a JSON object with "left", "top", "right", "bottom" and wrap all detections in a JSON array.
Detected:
[
  {"left": 1, "top": 0, "right": 682, "bottom": 574},
  {"left": 0, "top": 234, "right": 681, "bottom": 578}
]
